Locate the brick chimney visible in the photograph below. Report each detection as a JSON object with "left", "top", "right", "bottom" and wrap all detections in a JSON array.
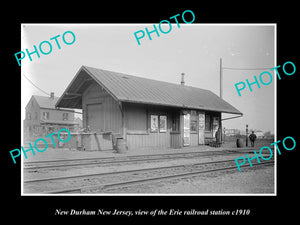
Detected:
[
  {"left": 50, "top": 92, "right": 54, "bottom": 99},
  {"left": 181, "top": 73, "right": 185, "bottom": 86}
]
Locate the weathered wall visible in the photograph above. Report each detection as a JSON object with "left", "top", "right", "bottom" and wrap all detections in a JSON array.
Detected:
[
  {"left": 82, "top": 82, "right": 122, "bottom": 134},
  {"left": 124, "top": 103, "right": 176, "bottom": 150}
]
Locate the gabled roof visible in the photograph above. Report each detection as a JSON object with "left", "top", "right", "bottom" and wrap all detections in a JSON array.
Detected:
[
  {"left": 26, "top": 95, "right": 74, "bottom": 112},
  {"left": 32, "top": 95, "right": 60, "bottom": 109},
  {"left": 56, "top": 66, "right": 242, "bottom": 115}
]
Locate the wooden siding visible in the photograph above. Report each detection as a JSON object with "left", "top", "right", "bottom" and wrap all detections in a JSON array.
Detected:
[
  {"left": 127, "top": 132, "right": 170, "bottom": 149},
  {"left": 63, "top": 133, "right": 113, "bottom": 151},
  {"left": 39, "top": 108, "right": 75, "bottom": 122},
  {"left": 123, "top": 103, "right": 147, "bottom": 131},
  {"left": 170, "top": 132, "right": 181, "bottom": 148},
  {"left": 82, "top": 133, "right": 113, "bottom": 150},
  {"left": 24, "top": 97, "right": 41, "bottom": 139},
  {"left": 125, "top": 107, "right": 221, "bottom": 149},
  {"left": 190, "top": 133, "right": 198, "bottom": 146},
  {"left": 83, "top": 82, "right": 122, "bottom": 134},
  {"left": 124, "top": 104, "right": 176, "bottom": 150},
  {"left": 23, "top": 96, "right": 77, "bottom": 142},
  {"left": 25, "top": 97, "right": 41, "bottom": 124}
]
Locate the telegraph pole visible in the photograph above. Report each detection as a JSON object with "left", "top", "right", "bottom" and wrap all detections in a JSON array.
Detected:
[
  {"left": 246, "top": 124, "right": 249, "bottom": 147},
  {"left": 220, "top": 58, "right": 223, "bottom": 99},
  {"left": 219, "top": 58, "right": 223, "bottom": 144}
]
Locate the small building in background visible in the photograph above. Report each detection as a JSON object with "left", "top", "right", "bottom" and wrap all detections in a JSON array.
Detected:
[
  {"left": 23, "top": 92, "right": 79, "bottom": 144},
  {"left": 224, "top": 128, "right": 240, "bottom": 137},
  {"left": 253, "top": 130, "right": 265, "bottom": 139}
]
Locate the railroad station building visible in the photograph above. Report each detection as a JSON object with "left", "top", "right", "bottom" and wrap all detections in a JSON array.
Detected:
[{"left": 56, "top": 66, "right": 242, "bottom": 151}]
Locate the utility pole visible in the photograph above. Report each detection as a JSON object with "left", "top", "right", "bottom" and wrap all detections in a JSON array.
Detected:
[
  {"left": 220, "top": 58, "right": 223, "bottom": 99},
  {"left": 223, "top": 127, "right": 226, "bottom": 144},
  {"left": 246, "top": 124, "right": 249, "bottom": 147},
  {"left": 219, "top": 58, "right": 223, "bottom": 144}
]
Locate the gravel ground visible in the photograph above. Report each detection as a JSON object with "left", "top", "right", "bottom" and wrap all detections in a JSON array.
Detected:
[
  {"left": 103, "top": 165, "right": 274, "bottom": 194},
  {"left": 22, "top": 145, "right": 275, "bottom": 194},
  {"left": 23, "top": 153, "right": 260, "bottom": 181},
  {"left": 22, "top": 144, "right": 266, "bottom": 163}
]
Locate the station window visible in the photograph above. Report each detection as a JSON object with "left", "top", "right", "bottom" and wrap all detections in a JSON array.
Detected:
[
  {"left": 171, "top": 113, "right": 180, "bottom": 132},
  {"left": 172, "top": 118, "right": 179, "bottom": 132},
  {"left": 63, "top": 113, "right": 69, "bottom": 121},
  {"left": 43, "top": 112, "right": 49, "bottom": 120}
]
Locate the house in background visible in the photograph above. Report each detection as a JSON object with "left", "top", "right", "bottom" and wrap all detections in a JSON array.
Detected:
[
  {"left": 74, "top": 117, "right": 83, "bottom": 129},
  {"left": 224, "top": 128, "right": 240, "bottom": 137},
  {"left": 23, "top": 92, "right": 79, "bottom": 142},
  {"left": 56, "top": 66, "right": 242, "bottom": 151},
  {"left": 252, "top": 130, "right": 265, "bottom": 139}
]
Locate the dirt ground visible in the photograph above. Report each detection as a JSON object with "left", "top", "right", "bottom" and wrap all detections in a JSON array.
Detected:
[
  {"left": 23, "top": 138, "right": 276, "bottom": 195},
  {"left": 222, "top": 138, "right": 274, "bottom": 149},
  {"left": 104, "top": 165, "right": 275, "bottom": 195},
  {"left": 22, "top": 138, "right": 274, "bottom": 163}
]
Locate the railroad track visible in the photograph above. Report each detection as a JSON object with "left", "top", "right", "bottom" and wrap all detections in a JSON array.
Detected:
[
  {"left": 23, "top": 159, "right": 274, "bottom": 194},
  {"left": 24, "top": 149, "right": 264, "bottom": 171}
]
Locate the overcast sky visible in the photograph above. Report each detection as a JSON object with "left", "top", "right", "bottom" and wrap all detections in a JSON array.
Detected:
[{"left": 21, "top": 24, "right": 275, "bottom": 133}]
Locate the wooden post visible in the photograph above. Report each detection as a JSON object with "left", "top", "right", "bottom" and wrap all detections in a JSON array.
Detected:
[
  {"left": 179, "top": 110, "right": 184, "bottom": 148},
  {"left": 219, "top": 113, "right": 222, "bottom": 145},
  {"left": 118, "top": 101, "right": 125, "bottom": 139},
  {"left": 220, "top": 58, "right": 223, "bottom": 144},
  {"left": 246, "top": 124, "right": 248, "bottom": 147},
  {"left": 223, "top": 127, "right": 226, "bottom": 144},
  {"left": 220, "top": 58, "right": 223, "bottom": 99}
]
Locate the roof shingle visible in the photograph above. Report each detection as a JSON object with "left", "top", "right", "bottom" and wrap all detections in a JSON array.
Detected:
[
  {"left": 33, "top": 95, "right": 59, "bottom": 109},
  {"left": 56, "top": 66, "right": 242, "bottom": 115}
]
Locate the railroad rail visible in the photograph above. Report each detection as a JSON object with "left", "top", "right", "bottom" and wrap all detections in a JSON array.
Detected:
[
  {"left": 24, "top": 149, "right": 269, "bottom": 171},
  {"left": 23, "top": 159, "right": 274, "bottom": 194}
]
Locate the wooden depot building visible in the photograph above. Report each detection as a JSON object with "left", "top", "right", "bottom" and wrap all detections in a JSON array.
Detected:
[{"left": 56, "top": 66, "right": 242, "bottom": 151}]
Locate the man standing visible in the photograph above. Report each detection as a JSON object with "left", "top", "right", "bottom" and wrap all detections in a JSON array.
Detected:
[
  {"left": 249, "top": 131, "right": 257, "bottom": 147},
  {"left": 215, "top": 127, "right": 222, "bottom": 146}
]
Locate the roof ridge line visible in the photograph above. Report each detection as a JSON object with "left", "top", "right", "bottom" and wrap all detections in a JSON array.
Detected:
[{"left": 82, "top": 65, "right": 211, "bottom": 91}]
